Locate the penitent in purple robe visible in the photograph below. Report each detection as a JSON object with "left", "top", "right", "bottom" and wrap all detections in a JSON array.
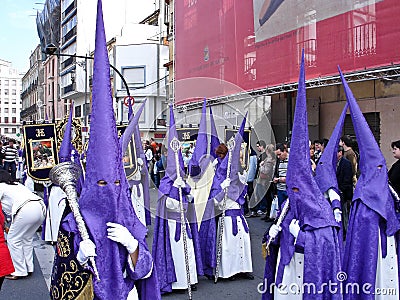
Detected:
[
  {"left": 263, "top": 51, "right": 342, "bottom": 300},
  {"left": 198, "top": 115, "right": 248, "bottom": 277},
  {"left": 339, "top": 67, "right": 400, "bottom": 300},
  {"left": 69, "top": 1, "right": 161, "bottom": 299},
  {"left": 152, "top": 105, "right": 203, "bottom": 293},
  {"left": 121, "top": 100, "right": 151, "bottom": 226}
]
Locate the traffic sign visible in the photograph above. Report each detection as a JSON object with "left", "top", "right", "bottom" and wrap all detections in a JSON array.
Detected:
[{"left": 123, "top": 96, "right": 134, "bottom": 107}]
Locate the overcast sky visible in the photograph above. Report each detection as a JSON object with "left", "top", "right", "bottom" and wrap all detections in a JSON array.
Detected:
[{"left": 0, "top": 0, "right": 41, "bottom": 73}]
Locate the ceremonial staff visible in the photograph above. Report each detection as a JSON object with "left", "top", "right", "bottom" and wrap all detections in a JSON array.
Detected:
[
  {"left": 264, "top": 199, "right": 290, "bottom": 256},
  {"left": 50, "top": 161, "right": 100, "bottom": 281},
  {"left": 170, "top": 137, "right": 192, "bottom": 300},
  {"left": 215, "top": 136, "right": 235, "bottom": 283}
]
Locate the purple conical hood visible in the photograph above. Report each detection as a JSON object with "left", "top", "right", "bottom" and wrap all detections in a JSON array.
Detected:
[
  {"left": 78, "top": 1, "right": 148, "bottom": 298},
  {"left": 58, "top": 103, "right": 73, "bottom": 163},
  {"left": 188, "top": 98, "right": 208, "bottom": 178},
  {"left": 315, "top": 103, "right": 348, "bottom": 193},
  {"left": 209, "top": 106, "right": 220, "bottom": 159},
  {"left": 121, "top": 100, "right": 147, "bottom": 153},
  {"left": 158, "top": 104, "right": 185, "bottom": 197},
  {"left": 338, "top": 67, "right": 399, "bottom": 226},
  {"left": 286, "top": 51, "right": 337, "bottom": 229},
  {"left": 165, "top": 104, "right": 185, "bottom": 179},
  {"left": 84, "top": 1, "right": 120, "bottom": 183}
]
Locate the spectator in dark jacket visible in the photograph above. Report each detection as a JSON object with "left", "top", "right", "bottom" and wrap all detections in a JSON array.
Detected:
[
  {"left": 336, "top": 146, "right": 353, "bottom": 237},
  {"left": 389, "top": 140, "right": 400, "bottom": 196}
]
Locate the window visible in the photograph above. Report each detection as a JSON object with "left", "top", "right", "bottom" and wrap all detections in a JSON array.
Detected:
[
  {"left": 11, "top": 128, "right": 16, "bottom": 134},
  {"left": 4, "top": 108, "right": 8, "bottom": 113},
  {"left": 12, "top": 89, "right": 16, "bottom": 95},
  {"left": 12, "top": 117, "right": 16, "bottom": 123},
  {"left": 123, "top": 66, "right": 145, "bottom": 88},
  {"left": 12, "top": 80, "right": 16, "bottom": 86},
  {"left": 12, "top": 108, "right": 16, "bottom": 113},
  {"left": 4, "top": 128, "right": 8, "bottom": 133},
  {"left": 4, "top": 89, "right": 8, "bottom": 95},
  {"left": 4, "top": 80, "right": 9, "bottom": 85},
  {"left": 344, "top": 112, "right": 380, "bottom": 145},
  {"left": 75, "top": 105, "right": 82, "bottom": 117},
  {"left": 4, "top": 117, "right": 8, "bottom": 123}
]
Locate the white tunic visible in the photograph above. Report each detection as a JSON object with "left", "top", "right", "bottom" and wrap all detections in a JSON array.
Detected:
[
  {"left": 45, "top": 186, "right": 67, "bottom": 242},
  {"left": 166, "top": 197, "right": 198, "bottom": 289},
  {"left": 375, "top": 229, "right": 399, "bottom": 300},
  {"left": 187, "top": 161, "right": 215, "bottom": 228},
  {"left": 131, "top": 183, "right": 146, "bottom": 227},
  {"left": 274, "top": 250, "right": 304, "bottom": 300},
  {"left": 216, "top": 198, "right": 253, "bottom": 278}
]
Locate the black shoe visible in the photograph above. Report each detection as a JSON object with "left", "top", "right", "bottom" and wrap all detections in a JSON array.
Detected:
[
  {"left": 191, "top": 284, "right": 197, "bottom": 291},
  {"left": 228, "top": 275, "right": 237, "bottom": 281},
  {"left": 205, "top": 274, "right": 215, "bottom": 281},
  {"left": 240, "top": 272, "right": 255, "bottom": 280}
]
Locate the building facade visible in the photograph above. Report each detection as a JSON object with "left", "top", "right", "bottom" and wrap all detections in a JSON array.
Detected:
[{"left": 0, "top": 59, "right": 23, "bottom": 138}]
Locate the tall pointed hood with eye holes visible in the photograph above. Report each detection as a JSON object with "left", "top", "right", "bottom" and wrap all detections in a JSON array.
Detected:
[
  {"left": 188, "top": 98, "right": 208, "bottom": 179},
  {"left": 286, "top": 51, "right": 337, "bottom": 229},
  {"left": 338, "top": 67, "right": 399, "bottom": 229},
  {"left": 78, "top": 1, "right": 156, "bottom": 299},
  {"left": 315, "top": 102, "right": 348, "bottom": 194}
]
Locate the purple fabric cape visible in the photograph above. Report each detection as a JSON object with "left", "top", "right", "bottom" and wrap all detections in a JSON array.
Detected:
[
  {"left": 77, "top": 1, "right": 160, "bottom": 299},
  {"left": 339, "top": 67, "right": 400, "bottom": 299},
  {"left": 314, "top": 103, "right": 349, "bottom": 252},
  {"left": 121, "top": 100, "right": 151, "bottom": 226},
  {"left": 198, "top": 115, "right": 247, "bottom": 276},
  {"left": 152, "top": 105, "right": 203, "bottom": 293},
  {"left": 274, "top": 52, "right": 341, "bottom": 300}
]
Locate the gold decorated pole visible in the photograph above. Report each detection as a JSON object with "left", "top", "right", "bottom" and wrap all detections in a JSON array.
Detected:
[
  {"left": 170, "top": 137, "right": 192, "bottom": 300},
  {"left": 214, "top": 136, "right": 235, "bottom": 283},
  {"left": 49, "top": 161, "right": 100, "bottom": 281}
]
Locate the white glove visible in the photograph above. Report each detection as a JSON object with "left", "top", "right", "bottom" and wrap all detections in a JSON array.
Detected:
[
  {"left": 238, "top": 171, "right": 248, "bottom": 184},
  {"left": 212, "top": 159, "right": 219, "bottom": 167},
  {"left": 268, "top": 224, "right": 282, "bottom": 239},
  {"left": 289, "top": 219, "right": 300, "bottom": 239},
  {"left": 107, "top": 222, "right": 139, "bottom": 254},
  {"left": 327, "top": 189, "right": 341, "bottom": 202},
  {"left": 187, "top": 194, "right": 194, "bottom": 203},
  {"left": 137, "top": 157, "right": 144, "bottom": 167},
  {"left": 220, "top": 178, "right": 231, "bottom": 190},
  {"left": 333, "top": 209, "right": 342, "bottom": 223},
  {"left": 173, "top": 177, "right": 186, "bottom": 188},
  {"left": 77, "top": 239, "right": 97, "bottom": 265}
]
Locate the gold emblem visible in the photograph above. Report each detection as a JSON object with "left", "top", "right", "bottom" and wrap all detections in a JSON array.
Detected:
[{"left": 57, "top": 232, "right": 71, "bottom": 258}]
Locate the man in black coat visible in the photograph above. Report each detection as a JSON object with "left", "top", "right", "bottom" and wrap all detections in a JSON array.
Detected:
[{"left": 336, "top": 146, "right": 353, "bottom": 238}]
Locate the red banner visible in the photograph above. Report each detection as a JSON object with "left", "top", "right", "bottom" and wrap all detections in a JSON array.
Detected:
[{"left": 175, "top": 0, "right": 400, "bottom": 104}]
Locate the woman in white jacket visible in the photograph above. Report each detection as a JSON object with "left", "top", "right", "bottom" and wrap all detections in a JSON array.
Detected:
[{"left": 0, "top": 170, "right": 46, "bottom": 279}]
